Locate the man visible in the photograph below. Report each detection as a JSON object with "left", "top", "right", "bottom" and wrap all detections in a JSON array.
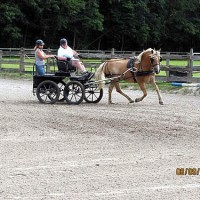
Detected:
[{"left": 57, "top": 38, "right": 93, "bottom": 78}]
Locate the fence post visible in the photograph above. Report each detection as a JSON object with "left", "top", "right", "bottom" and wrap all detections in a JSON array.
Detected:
[
  {"left": 101, "top": 50, "right": 105, "bottom": 62},
  {"left": 166, "top": 52, "right": 170, "bottom": 82},
  {"left": 20, "top": 47, "right": 25, "bottom": 73},
  {"left": 0, "top": 50, "right": 2, "bottom": 70},
  {"left": 111, "top": 48, "right": 115, "bottom": 58},
  {"left": 187, "top": 48, "right": 193, "bottom": 83},
  {"left": 132, "top": 51, "right": 136, "bottom": 57},
  {"left": 46, "top": 48, "right": 51, "bottom": 73}
]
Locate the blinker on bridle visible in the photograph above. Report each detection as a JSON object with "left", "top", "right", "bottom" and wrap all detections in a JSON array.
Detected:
[{"left": 150, "top": 55, "right": 162, "bottom": 66}]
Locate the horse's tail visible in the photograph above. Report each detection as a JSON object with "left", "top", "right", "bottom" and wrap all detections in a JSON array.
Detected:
[{"left": 95, "top": 62, "right": 106, "bottom": 89}]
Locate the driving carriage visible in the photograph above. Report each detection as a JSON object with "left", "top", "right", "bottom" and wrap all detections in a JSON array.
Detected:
[
  {"left": 32, "top": 58, "right": 103, "bottom": 105},
  {"left": 33, "top": 48, "right": 163, "bottom": 105}
]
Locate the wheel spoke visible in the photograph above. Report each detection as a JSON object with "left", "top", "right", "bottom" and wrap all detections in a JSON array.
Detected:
[
  {"left": 36, "top": 80, "right": 60, "bottom": 104},
  {"left": 64, "top": 81, "right": 84, "bottom": 105},
  {"left": 85, "top": 93, "right": 92, "bottom": 99},
  {"left": 84, "top": 86, "right": 103, "bottom": 103}
]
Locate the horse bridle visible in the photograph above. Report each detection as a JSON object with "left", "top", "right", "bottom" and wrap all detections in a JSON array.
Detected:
[{"left": 138, "top": 52, "right": 162, "bottom": 73}]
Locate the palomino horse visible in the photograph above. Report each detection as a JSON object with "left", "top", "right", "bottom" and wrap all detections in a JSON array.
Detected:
[{"left": 95, "top": 48, "right": 163, "bottom": 105}]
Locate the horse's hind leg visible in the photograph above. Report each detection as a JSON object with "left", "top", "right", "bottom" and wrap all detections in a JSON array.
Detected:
[{"left": 114, "top": 82, "right": 134, "bottom": 103}]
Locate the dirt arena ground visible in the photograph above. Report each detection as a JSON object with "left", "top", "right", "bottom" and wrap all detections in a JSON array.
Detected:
[{"left": 0, "top": 78, "right": 200, "bottom": 200}]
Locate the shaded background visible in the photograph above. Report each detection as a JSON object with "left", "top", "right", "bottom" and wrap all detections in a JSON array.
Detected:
[{"left": 0, "top": 0, "right": 200, "bottom": 51}]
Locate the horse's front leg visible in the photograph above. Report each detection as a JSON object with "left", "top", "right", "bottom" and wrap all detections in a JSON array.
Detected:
[
  {"left": 135, "top": 82, "right": 147, "bottom": 102},
  {"left": 115, "top": 82, "right": 134, "bottom": 103},
  {"left": 152, "top": 80, "right": 164, "bottom": 105}
]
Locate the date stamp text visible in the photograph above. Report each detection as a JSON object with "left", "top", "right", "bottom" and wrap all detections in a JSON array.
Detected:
[{"left": 176, "top": 168, "right": 200, "bottom": 175}]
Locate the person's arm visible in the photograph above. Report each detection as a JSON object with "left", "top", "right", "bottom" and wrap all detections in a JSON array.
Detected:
[
  {"left": 36, "top": 50, "right": 55, "bottom": 60},
  {"left": 72, "top": 50, "right": 79, "bottom": 57}
]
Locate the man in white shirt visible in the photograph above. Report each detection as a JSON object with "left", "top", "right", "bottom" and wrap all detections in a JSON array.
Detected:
[{"left": 57, "top": 38, "right": 91, "bottom": 76}]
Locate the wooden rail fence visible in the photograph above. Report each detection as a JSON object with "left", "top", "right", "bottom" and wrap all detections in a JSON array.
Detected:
[{"left": 0, "top": 48, "right": 200, "bottom": 83}]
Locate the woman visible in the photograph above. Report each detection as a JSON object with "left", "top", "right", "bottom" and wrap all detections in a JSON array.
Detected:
[{"left": 34, "top": 39, "right": 55, "bottom": 75}]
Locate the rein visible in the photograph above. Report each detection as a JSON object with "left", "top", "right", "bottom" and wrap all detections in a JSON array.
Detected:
[{"left": 102, "top": 68, "right": 136, "bottom": 85}]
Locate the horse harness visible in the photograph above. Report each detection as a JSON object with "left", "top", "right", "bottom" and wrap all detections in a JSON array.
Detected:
[{"left": 103, "top": 57, "right": 155, "bottom": 83}]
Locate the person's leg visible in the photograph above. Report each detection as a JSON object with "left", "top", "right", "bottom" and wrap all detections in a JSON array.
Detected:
[
  {"left": 72, "top": 60, "right": 86, "bottom": 72},
  {"left": 36, "top": 64, "right": 45, "bottom": 75},
  {"left": 71, "top": 59, "right": 94, "bottom": 79},
  {"left": 79, "top": 61, "right": 87, "bottom": 72}
]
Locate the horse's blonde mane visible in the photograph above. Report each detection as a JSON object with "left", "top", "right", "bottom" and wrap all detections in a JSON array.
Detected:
[
  {"left": 136, "top": 48, "right": 152, "bottom": 62},
  {"left": 136, "top": 48, "right": 160, "bottom": 62},
  {"left": 145, "top": 48, "right": 154, "bottom": 52},
  {"left": 146, "top": 48, "right": 160, "bottom": 56},
  {"left": 136, "top": 51, "right": 144, "bottom": 62}
]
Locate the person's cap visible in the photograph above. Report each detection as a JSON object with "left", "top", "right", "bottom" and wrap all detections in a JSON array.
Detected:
[
  {"left": 60, "top": 38, "right": 67, "bottom": 45},
  {"left": 36, "top": 39, "right": 45, "bottom": 46}
]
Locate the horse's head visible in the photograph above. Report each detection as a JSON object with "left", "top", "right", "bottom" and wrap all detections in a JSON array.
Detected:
[{"left": 140, "top": 48, "right": 162, "bottom": 74}]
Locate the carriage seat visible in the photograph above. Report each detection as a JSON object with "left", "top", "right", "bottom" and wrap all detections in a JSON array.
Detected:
[{"left": 56, "top": 59, "right": 76, "bottom": 72}]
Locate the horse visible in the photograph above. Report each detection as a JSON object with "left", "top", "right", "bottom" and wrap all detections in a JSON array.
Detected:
[{"left": 95, "top": 48, "right": 163, "bottom": 105}]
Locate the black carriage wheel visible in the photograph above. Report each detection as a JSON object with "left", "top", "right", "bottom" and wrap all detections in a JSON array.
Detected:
[
  {"left": 36, "top": 80, "right": 60, "bottom": 104},
  {"left": 84, "top": 82, "right": 103, "bottom": 103},
  {"left": 64, "top": 81, "right": 85, "bottom": 105}
]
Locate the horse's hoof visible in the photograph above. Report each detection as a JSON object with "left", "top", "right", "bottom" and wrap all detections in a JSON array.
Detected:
[
  {"left": 159, "top": 101, "right": 164, "bottom": 105},
  {"left": 109, "top": 102, "right": 115, "bottom": 104},
  {"left": 135, "top": 98, "right": 140, "bottom": 103},
  {"left": 129, "top": 100, "right": 134, "bottom": 103}
]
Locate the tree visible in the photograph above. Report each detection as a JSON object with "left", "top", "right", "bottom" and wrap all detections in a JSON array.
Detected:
[
  {"left": 0, "top": 2, "right": 23, "bottom": 47},
  {"left": 1, "top": 0, "right": 200, "bottom": 51},
  {"left": 163, "top": 0, "right": 200, "bottom": 51},
  {"left": 99, "top": 0, "right": 136, "bottom": 50},
  {"left": 64, "top": 0, "right": 104, "bottom": 49}
]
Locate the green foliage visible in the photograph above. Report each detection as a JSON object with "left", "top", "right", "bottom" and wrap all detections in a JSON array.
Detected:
[
  {"left": 0, "top": 3, "right": 23, "bottom": 46},
  {"left": 83, "top": 1, "right": 103, "bottom": 31},
  {"left": 0, "top": 0, "right": 200, "bottom": 51}
]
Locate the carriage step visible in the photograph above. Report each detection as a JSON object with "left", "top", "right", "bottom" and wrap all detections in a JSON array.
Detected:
[
  {"left": 70, "top": 76, "right": 87, "bottom": 81},
  {"left": 55, "top": 71, "right": 70, "bottom": 76},
  {"left": 70, "top": 72, "right": 94, "bottom": 81}
]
